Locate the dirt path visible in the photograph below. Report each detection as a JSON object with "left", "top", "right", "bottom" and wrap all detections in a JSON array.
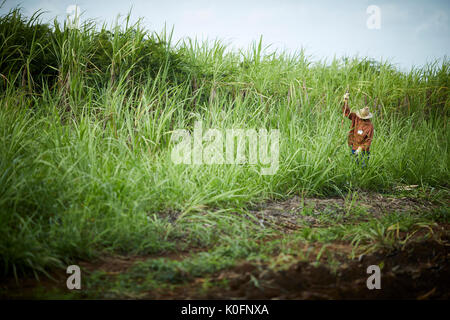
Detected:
[
  {"left": 2, "top": 191, "right": 448, "bottom": 300},
  {"left": 242, "top": 191, "right": 442, "bottom": 231}
]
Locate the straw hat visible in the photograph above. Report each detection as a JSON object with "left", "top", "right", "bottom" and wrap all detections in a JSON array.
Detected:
[{"left": 356, "top": 106, "right": 373, "bottom": 119}]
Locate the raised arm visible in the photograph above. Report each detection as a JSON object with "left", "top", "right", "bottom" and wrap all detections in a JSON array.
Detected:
[{"left": 342, "top": 93, "right": 355, "bottom": 119}]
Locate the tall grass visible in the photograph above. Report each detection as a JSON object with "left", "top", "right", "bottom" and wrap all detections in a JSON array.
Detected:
[{"left": 0, "top": 8, "right": 448, "bottom": 279}]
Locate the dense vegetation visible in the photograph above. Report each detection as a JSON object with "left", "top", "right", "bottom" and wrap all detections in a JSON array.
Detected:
[{"left": 0, "top": 8, "right": 448, "bottom": 280}]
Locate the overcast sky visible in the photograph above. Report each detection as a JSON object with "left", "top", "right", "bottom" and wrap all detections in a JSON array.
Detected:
[{"left": 1, "top": 0, "right": 449, "bottom": 70}]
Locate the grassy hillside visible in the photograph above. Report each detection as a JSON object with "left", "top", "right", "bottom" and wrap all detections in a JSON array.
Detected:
[{"left": 0, "top": 8, "right": 448, "bottom": 283}]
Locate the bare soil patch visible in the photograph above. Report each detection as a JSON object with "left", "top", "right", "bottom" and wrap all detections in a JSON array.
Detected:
[{"left": 243, "top": 192, "right": 441, "bottom": 231}]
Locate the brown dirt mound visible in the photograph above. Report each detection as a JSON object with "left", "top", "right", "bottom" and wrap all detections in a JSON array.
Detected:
[{"left": 200, "top": 238, "right": 450, "bottom": 300}]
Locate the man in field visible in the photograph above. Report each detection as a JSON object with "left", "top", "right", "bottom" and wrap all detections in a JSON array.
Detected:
[{"left": 342, "top": 92, "right": 374, "bottom": 167}]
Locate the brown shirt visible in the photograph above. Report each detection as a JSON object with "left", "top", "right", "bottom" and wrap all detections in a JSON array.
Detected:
[{"left": 343, "top": 102, "right": 374, "bottom": 151}]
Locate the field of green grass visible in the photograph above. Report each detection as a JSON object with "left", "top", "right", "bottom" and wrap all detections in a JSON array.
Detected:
[{"left": 0, "top": 8, "right": 448, "bottom": 299}]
